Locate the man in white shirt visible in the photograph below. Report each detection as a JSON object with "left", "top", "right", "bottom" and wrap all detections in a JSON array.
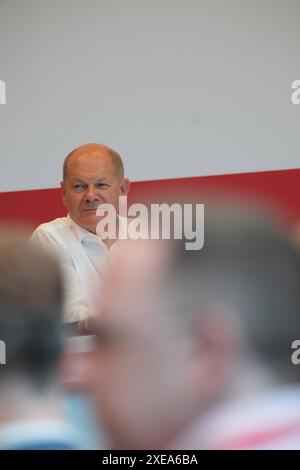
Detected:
[{"left": 31, "top": 143, "right": 130, "bottom": 324}]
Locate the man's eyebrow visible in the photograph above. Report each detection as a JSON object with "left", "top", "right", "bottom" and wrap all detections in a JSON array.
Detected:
[
  {"left": 70, "top": 179, "right": 86, "bottom": 184},
  {"left": 69, "top": 176, "right": 110, "bottom": 184}
]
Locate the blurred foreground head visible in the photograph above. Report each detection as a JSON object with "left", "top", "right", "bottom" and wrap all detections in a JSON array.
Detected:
[
  {"left": 90, "top": 200, "right": 300, "bottom": 449},
  {"left": 0, "top": 229, "right": 63, "bottom": 390}
]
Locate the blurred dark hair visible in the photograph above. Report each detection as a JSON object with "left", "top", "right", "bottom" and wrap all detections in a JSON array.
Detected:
[
  {"left": 0, "top": 229, "right": 63, "bottom": 389},
  {"left": 168, "top": 199, "right": 300, "bottom": 382}
]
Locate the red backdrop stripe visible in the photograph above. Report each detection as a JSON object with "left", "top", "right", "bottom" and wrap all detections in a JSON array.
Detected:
[{"left": 0, "top": 168, "right": 299, "bottom": 230}]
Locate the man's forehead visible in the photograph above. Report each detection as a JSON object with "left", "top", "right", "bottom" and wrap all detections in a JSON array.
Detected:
[
  {"left": 67, "top": 152, "right": 115, "bottom": 177},
  {"left": 70, "top": 151, "right": 112, "bottom": 167},
  {"left": 114, "top": 239, "right": 170, "bottom": 277},
  {"left": 102, "top": 240, "right": 172, "bottom": 309},
  {"left": 70, "top": 174, "right": 109, "bottom": 182}
]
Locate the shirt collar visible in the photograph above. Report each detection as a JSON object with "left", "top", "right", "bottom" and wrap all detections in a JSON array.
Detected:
[
  {"left": 67, "top": 214, "right": 105, "bottom": 245},
  {"left": 67, "top": 214, "right": 128, "bottom": 250},
  {"left": 170, "top": 384, "right": 300, "bottom": 450}
]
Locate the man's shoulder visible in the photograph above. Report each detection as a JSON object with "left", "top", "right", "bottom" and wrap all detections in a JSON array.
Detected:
[
  {"left": 31, "top": 217, "right": 76, "bottom": 251},
  {"left": 33, "top": 217, "right": 70, "bottom": 237}
]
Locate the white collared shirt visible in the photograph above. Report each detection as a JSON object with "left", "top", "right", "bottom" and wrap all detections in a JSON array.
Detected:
[
  {"left": 170, "top": 385, "right": 300, "bottom": 450},
  {"left": 31, "top": 215, "right": 118, "bottom": 323}
]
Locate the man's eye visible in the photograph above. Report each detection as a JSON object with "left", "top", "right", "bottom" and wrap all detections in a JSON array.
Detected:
[
  {"left": 96, "top": 183, "right": 109, "bottom": 189},
  {"left": 73, "top": 184, "right": 85, "bottom": 190}
]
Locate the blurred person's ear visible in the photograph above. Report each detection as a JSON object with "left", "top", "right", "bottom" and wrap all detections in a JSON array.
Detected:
[
  {"left": 58, "top": 336, "right": 97, "bottom": 393},
  {"left": 186, "top": 308, "right": 238, "bottom": 407}
]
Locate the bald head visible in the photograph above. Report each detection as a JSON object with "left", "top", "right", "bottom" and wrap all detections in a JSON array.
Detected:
[{"left": 63, "top": 143, "right": 124, "bottom": 182}]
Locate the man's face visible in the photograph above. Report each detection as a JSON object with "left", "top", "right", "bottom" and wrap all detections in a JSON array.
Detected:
[
  {"left": 61, "top": 151, "right": 129, "bottom": 233},
  {"left": 88, "top": 240, "right": 199, "bottom": 449}
]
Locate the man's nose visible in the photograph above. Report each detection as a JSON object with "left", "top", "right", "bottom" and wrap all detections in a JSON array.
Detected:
[{"left": 85, "top": 186, "right": 99, "bottom": 202}]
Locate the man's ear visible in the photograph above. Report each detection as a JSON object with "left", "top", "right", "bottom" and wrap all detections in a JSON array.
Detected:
[
  {"left": 120, "top": 178, "right": 130, "bottom": 196},
  {"left": 186, "top": 309, "right": 236, "bottom": 402},
  {"left": 60, "top": 180, "right": 67, "bottom": 208}
]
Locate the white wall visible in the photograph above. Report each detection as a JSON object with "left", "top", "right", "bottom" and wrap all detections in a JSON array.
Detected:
[{"left": 0, "top": 0, "right": 299, "bottom": 193}]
